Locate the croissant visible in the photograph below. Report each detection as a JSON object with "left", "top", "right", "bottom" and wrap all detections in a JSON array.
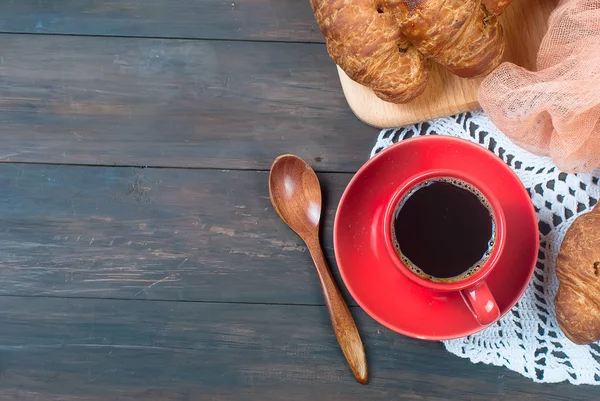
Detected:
[
  {"left": 386, "top": 0, "right": 505, "bottom": 77},
  {"left": 309, "top": 0, "right": 512, "bottom": 103},
  {"left": 555, "top": 204, "right": 600, "bottom": 345},
  {"left": 308, "top": 0, "right": 431, "bottom": 103}
]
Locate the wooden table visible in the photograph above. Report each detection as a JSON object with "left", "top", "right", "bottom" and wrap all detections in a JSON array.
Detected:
[{"left": 0, "top": 2, "right": 595, "bottom": 400}]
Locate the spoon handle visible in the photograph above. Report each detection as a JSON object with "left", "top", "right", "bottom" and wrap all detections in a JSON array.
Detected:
[{"left": 306, "top": 237, "right": 368, "bottom": 384}]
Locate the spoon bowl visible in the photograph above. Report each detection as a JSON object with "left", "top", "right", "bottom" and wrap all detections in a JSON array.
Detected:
[{"left": 269, "top": 155, "right": 322, "bottom": 238}]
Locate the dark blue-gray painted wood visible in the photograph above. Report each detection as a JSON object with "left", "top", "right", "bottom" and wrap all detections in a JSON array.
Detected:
[
  {"left": 0, "top": 296, "right": 592, "bottom": 400},
  {"left": 0, "top": 34, "right": 375, "bottom": 171},
  {"left": 0, "top": 164, "right": 348, "bottom": 305},
  {"left": 0, "top": 0, "right": 322, "bottom": 43}
]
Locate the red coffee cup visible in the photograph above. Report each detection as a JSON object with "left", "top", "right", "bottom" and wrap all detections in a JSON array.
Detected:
[{"left": 382, "top": 169, "right": 506, "bottom": 326}]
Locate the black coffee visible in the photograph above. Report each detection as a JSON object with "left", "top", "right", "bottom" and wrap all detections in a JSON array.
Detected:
[{"left": 392, "top": 179, "right": 495, "bottom": 282}]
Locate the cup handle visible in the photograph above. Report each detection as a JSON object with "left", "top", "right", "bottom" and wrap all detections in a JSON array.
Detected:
[{"left": 460, "top": 281, "right": 500, "bottom": 326}]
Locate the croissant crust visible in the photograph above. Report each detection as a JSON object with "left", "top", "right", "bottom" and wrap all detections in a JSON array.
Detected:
[{"left": 555, "top": 205, "right": 600, "bottom": 345}]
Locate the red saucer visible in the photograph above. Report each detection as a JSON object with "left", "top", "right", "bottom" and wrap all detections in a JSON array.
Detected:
[{"left": 333, "top": 136, "right": 539, "bottom": 340}]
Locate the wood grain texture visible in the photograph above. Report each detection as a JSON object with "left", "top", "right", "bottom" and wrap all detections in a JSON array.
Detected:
[
  {"left": 0, "top": 296, "right": 595, "bottom": 400},
  {"left": 0, "top": 163, "right": 350, "bottom": 305},
  {"left": 307, "top": 237, "right": 368, "bottom": 384},
  {"left": 269, "top": 155, "right": 367, "bottom": 383},
  {"left": 0, "top": 34, "right": 374, "bottom": 171},
  {"left": 0, "top": 0, "right": 322, "bottom": 43},
  {"left": 338, "top": 0, "right": 557, "bottom": 128}
]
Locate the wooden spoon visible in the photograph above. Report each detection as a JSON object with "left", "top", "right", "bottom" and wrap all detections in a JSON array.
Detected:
[{"left": 268, "top": 154, "right": 368, "bottom": 384}]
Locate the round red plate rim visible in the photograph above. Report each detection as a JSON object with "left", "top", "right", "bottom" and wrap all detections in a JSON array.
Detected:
[{"left": 333, "top": 135, "right": 539, "bottom": 340}]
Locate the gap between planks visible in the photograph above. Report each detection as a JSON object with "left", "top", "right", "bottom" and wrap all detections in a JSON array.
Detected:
[
  {"left": 0, "top": 293, "right": 353, "bottom": 308},
  {"left": 0, "top": 31, "right": 326, "bottom": 45},
  {"left": 0, "top": 161, "right": 360, "bottom": 175}
]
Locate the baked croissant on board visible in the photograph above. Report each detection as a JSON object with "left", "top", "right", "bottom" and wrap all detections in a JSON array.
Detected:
[
  {"left": 555, "top": 204, "right": 600, "bottom": 345},
  {"left": 309, "top": 0, "right": 513, "bottom": 103}
]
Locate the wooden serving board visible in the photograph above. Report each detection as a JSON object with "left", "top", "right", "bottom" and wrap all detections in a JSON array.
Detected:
[{"left": 337, "top": 0, "right": 557, "bottom": 128}]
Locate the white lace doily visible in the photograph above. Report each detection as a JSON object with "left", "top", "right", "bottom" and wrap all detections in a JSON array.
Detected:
[{"left": 371, "top": 110, "right": 600, "bottom": 385}]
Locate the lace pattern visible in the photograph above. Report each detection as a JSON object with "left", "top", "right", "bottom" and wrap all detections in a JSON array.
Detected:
[{"left": 371, "top": 110, "right": 600, "bottom": 385}]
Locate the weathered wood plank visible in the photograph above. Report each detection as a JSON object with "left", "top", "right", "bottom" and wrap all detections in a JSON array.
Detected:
[
  {"left": 0, "top": 34, "right": 373, "bottom": 171},
  {"left": 0, "top": 296, "right": 592, "bottom": 400},
  {"left": 0, "top": 164, "right": 349, "bottom": 304},
  {"left": 0, "top": 0, "right": 323, "bottom": 43}
]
